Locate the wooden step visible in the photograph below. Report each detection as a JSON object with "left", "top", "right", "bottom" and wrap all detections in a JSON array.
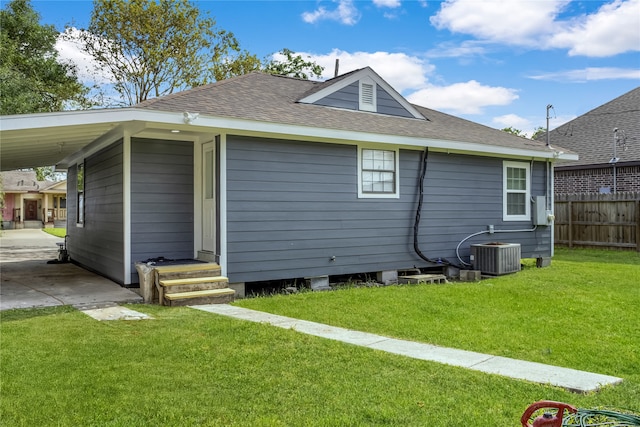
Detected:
[
  {"left": 159, "top": 276, "right": 229, "bottom": 294},
  {"left": 164, "top": 288, "right": 235, "bottom": 307},
  {"left": 154, "top": 263, "right": 221, "bottom": 280},
  {"left": 398, "top": 274, "right": 447, "bottom": 285}
]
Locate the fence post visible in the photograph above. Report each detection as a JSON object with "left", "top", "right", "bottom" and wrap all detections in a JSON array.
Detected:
[
  {"left": 568, "top": 200, "right": 573, "bottom": 248},
  {"left": 637, "top": 200, "right": 640, "bottom": 252}
]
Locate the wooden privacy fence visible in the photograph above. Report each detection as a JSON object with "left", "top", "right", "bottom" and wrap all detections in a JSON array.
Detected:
[{"left": 554, "top": 192, "right": 640, "bottom": 251}]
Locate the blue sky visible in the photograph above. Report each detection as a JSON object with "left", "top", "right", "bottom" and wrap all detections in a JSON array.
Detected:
[{"left": 23, "top": 0, "right": 640, "bottom": 136}]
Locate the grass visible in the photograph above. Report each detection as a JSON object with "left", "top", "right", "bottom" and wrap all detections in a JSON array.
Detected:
[
  {"left": 41, "top": 228, "right": 66, "bottom": 238},
  {"left": 1, "top": 248, "right": 638, "bottom": 426}
]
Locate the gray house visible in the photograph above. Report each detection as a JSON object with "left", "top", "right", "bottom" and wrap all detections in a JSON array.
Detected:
[{"left": 0, "top": 68, "right": 576, "bottom": 288}]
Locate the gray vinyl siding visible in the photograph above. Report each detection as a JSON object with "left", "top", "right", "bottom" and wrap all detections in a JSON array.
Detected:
[
  {"left": 314, "top": 82, "right": 359, "bottom": 110},
  {"left": 376, "top": 86, "right": 414, "bottom": 118},
  {"left": 226, "top": 136, "right": 552, "bottom": 283},
  {"left": 67, "top": 141, "right": 125, "bottom": 284},
  {"left": 130, "top": 138, "right": 194, "bottom": 283},
  {"left": 417, "top": 153, "right": 551, "bottom": 262},
  {"left": 313, "top": 82, "right": 414, "bottom": 118}
]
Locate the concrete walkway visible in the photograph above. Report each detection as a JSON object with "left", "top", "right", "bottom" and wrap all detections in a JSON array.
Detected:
[
  {"left": 191, "top": 304, "right": 623, "bottom": 393},
  {"left": 0, "top": 229, "right": 142, "bottom": 311}
]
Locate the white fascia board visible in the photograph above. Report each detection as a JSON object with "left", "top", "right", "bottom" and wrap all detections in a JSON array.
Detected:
[
  {"left": 1, "top": 108, "right": 136, "bottom": 131},
  {"left": 0, "top": 108, "right": 191, "bottom": 135},
  {"left": 4, "top": 107, "right": 577, "bottom": 163},
  {"left": 298, "top": 67, "right": 425, "bottom": 120}
]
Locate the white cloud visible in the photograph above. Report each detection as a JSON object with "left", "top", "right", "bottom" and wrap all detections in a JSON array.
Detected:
[
  {"left": 406, "top": 81, "right": 519, "bottom": 115},
  {"left": 430, "top": 0, "right": 565, "bottom": 46},
  {"left": 548, "top": 0, "right": 640, "bottom": 56},
  {"left": 56, "top": 28, "right": 113, "bottom": 85},
  {"left": 302, "top": 0, "right": 361, "bottom": 25},
  {"left": 492, "top": 114, "right": 531, "bottom": 131},
  {"left": 373, "top": 0, "right": 401, "bottom": 7},
  {"left": 426, "top": 40, "right": 488, "bottom": 58},
  {"left": 528, "top": 67, "right": 640, "bottom": 82},
  {"left": 429, "top": 0, "right": 640, "bottom": 57},
  {"left": 299, "top": 49, "right": 434, "bottom": 93}
]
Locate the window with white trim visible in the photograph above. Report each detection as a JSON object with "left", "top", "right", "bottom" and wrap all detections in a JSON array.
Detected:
[
  {"left": 503, "top": 161, "right": 530, "bottom": 221},
  {"left": 358, "top": 147, "right": 399, "bottom": 198},
  {"left": 77, "top": 161, "right": 85, "bottom": 225}
]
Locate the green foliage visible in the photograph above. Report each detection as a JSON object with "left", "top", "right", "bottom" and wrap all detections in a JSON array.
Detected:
[
  {"left": 264, "top": 48, "right": 324, "bottom": 79},
  {"left": 77, "top": 0, "right": 255, "bottom": 105},
  {"left": 0, "top": 0, "right": 90, "bottom": 114},
  {"left": 33, "top": 166, "right": 63, "bottom": 181},
  {"left": 502, "top": 126, "right": 525, "bottom": 137},
  {"left": 210, "top": 49, "right": 262, "bottom": 82},
  {"left": 531, "top": 126, "right": 546, "bottom": 140}
]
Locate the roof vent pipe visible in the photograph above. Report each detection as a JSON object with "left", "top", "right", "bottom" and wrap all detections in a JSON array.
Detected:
[{"left": 334, "top": 59, "right": 339, "bottom": 77}]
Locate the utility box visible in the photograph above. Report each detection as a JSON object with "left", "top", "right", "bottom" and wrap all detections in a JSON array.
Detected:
[
  {"left": 470, "top": 243, "right": 521, "bottom": 276},
  {"left": 533, "top": 196, "right": 554, "bottom": 226}
]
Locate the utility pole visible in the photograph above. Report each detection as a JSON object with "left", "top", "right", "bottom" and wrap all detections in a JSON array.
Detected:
[{"left": 610, "top": 128, "right": 620, "bottom": 193}]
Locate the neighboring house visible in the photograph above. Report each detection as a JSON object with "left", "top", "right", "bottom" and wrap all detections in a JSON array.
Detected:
[
  {"left": 0, "top": 68, "right": 577, "bottom": 288},
  {"left": 539, "top": 86, "right": 640, "bottom": 195},
  {"left": 0, "top": 170, "right": 67, "bottom": 229}
]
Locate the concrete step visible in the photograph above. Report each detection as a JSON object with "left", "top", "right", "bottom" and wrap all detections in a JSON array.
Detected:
[
  {"left": 159, "top": 276, "right": 229, "bottom": 294},
  {"left": 398, "top": 274, "right": 447, "bottom": 285},
  {"left": 165, "top": 288, "right": 235, "bottom": 306}
]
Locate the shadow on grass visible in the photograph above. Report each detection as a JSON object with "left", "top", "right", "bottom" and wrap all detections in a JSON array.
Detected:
[{"left": 554, "top": 246, "right": 640, "bottom": 266}]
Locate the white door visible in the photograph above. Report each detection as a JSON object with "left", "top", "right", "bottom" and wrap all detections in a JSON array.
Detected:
[{"left": 202, "top": 141, "right": 216, "bottom": 253}]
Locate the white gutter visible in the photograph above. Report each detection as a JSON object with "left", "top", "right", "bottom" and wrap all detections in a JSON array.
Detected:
[{"left": 1, "top": 108, "right": 579, "bottom": 162}]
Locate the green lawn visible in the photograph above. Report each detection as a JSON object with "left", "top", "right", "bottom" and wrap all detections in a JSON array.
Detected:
[
  {"left": 1, "top": 248, "right": 638, "bottom": 426},
  {"left": 41, "top": 228, "right": 66, "bottom": 238}
]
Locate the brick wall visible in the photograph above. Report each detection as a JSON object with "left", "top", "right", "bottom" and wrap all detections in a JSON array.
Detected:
[{"left": 555, "top": 165, "right": 640, "bottom": 194}]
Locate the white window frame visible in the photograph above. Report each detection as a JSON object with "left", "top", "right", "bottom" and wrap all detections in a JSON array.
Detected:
[
  {"left": 357, "top": 145, "right": 399, "bottom": 199},
  {"left": 76, "top": 161, "right": 85, "bottom": 227},
  {"left": 503, "top": 161, "right": 530, "bottom": 221},
  {"left": 359, "top": 77, "right": 377, "bottom": 112}
]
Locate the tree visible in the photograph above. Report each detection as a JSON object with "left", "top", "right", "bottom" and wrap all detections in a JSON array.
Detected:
[
  {"left": 211, "top": 50, "right": 262, "bottom": 82},
  {"left": 501, "top": 126, "right": 525, "bottom": 137},
  {"left": 75, "top": 0, "right": 256, "bottom": 105},
  {"left": 264, "top": 48, "right": 324, "bottom": 80},
  {"left": 531, "top": 126, "right": 546, "bottom": 141},
  {"left": 0, "top": 0, "right": 90, "bottom": 114}
]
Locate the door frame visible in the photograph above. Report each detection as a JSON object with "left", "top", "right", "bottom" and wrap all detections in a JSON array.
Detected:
[{"left": 202, "top": 140, "right": 216, "bottom": 255}]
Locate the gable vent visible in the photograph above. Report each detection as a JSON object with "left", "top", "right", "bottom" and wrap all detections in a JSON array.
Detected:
[
  {"left": 359, "top": 79, "right": 376, "bottom": 112},
  {"left": 361, "top": 83, "right": 374, "bottom": 105}
]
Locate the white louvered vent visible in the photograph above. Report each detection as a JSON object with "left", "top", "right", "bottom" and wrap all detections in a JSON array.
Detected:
[
  {"left": 359, "top": 79, "right": 376, "bottom": 112},
  {"left": 361, "top": 83, "right": 374, "bottom": 105}
]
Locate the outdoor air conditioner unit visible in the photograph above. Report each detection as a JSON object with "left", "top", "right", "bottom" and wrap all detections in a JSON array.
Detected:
[{"left": 470, "top": 243, "right": 521, "bottom": 276}]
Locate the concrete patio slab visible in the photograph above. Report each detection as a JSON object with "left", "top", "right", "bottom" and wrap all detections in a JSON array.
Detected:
[
  {"left": 1, "top": 229, "right": 143, "bottom": 311},
  {"left": 190, "top": 304, "right": 624, "bottom": 393},
  {"left": 81, "top": 305, "right": 153, "bottom": 321}
]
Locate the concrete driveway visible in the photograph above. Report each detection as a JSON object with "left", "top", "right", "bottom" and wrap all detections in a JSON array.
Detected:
[{"left": 0, "top": 229, "right": 142, "bottom": 311}]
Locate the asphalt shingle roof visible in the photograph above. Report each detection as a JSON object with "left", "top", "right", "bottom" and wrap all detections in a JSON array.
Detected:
[
  {"left": 539, "top": 86, "right": 640, "bottom": 168},
  {"left": 136, "top": 72, "right": 563, "bottom": 155},
  {"left": 0, "top": 170, "right": 53, "bottom": 192}
]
